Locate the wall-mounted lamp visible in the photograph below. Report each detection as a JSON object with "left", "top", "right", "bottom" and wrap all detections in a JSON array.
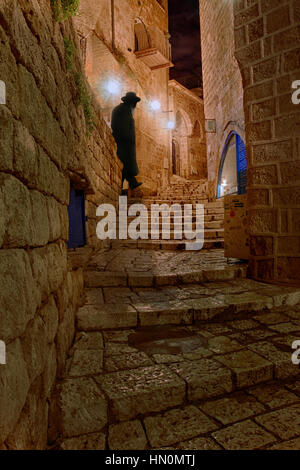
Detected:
[
  {"left": 106, "top": 79, "right": 122, "bottom": 95},
  {"left": 150, "top": 100, "right": 161, "bottom": 111}
]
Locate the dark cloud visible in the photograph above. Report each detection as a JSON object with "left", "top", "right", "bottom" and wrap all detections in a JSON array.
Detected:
[{"left": 168, "top": 0, "right": 202, "bottom": 89}]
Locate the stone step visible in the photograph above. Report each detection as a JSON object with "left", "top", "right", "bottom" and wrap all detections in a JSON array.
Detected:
[
  {"left": 83, "top": 263, "right": 247, "bottom": 290},
  {"left": 77, "top": 280, "right": 300, "bottom": 330},
  {"left": 110, "top": 238, "right": 224, "bottom": 251},
  {"left": 58, "top": 284, "right": 300, "bottom": 442}
]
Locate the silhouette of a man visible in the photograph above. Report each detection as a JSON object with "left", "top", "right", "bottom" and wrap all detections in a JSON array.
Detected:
[{"left": 111, "top": 92, "right": 142, "bottom": 191}]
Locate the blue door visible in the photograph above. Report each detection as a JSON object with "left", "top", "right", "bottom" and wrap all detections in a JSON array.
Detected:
[
  {"left": 236, "top": 134, "right": 247, "bottom": 195},
  {"left": 217, "top": 132, "right": 247, "bottom": 198},
  {"left": 67, "top": 186, "right": 86, "bottom": 248}
]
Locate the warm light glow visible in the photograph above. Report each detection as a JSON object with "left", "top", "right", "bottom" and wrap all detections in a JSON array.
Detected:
[
  {"left": 167, "top": 121, "right": 175, "bottom": 130},
  {"left": 221, "top": 179, "right": 228, "bottom": 186},
  {"left": 150, "top": 100, "right": 161, "bottom": 111},
  {"left": 106, "top": 79, "right": 121, "bottom": 95}
]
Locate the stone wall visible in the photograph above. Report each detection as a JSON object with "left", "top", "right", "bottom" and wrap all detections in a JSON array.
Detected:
[
  {"left": 0, "top": 0, "right": 121, "bottom": 449},
  {"left": 199, "top": 0, "right": 245, "bottom": 198},
  {"left": 233, "top": 0, "right": 300, "bottom": 284}
]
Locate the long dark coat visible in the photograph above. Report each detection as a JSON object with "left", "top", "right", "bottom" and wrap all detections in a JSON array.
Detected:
[{"left": 111, "top": 102, "right": 139, "bottom": 180}]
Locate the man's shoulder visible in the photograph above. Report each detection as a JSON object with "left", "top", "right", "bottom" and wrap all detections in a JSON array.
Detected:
[{"left": 113, "top": 103, "right": 126, "bottom": 112}]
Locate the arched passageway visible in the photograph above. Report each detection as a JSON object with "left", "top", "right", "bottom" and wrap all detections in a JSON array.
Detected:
[{"left": 217, "top": 131, "right": 247, "bottom": 198}]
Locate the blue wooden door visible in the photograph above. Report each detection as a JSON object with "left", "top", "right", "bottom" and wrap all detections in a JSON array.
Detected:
[
  {"left": 67, "top": 187, "right": 86, "bottom": 248},
  {"left": 236, "top": 134, "right": 247, "bottom": 195}
]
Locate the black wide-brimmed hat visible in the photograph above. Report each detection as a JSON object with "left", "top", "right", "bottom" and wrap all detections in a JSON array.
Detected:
[{"left": 121, "top": 91, "right": 141, "bottom": 103}]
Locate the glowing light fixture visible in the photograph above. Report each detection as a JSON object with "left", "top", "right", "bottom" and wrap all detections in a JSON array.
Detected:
[
  {"left": 106, "top": 79, "right": 121, "bottom": 95},
  {"left": 150, "top": 100, "right": 161, "bottom": 111},
  {"left": 167, "top": 121, "right": 175, "bottom": 130}
]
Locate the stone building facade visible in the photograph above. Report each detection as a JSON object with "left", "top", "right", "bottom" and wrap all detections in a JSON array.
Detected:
[
  {"left": 200, "top": 0, "right": 300, "bottom": 284},
  {"left": 74, "top": 0, "right": 173, "bottom": 195},
  {"left": 0, "top": 0, "right": 121, "bottom": 449},
  {"left": 199, "top": 0, "right": 245, "bottom": 200},
  {"left": 168, "top": 80, "right": 207, "bottom": 181},
  {"left": 233, "top": 0, "right": 300, "bottom": 283}
]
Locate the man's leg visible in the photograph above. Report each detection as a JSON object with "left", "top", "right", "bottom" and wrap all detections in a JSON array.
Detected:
[{"left": 128, "top": 176, "right": 142, "bottom": 190}]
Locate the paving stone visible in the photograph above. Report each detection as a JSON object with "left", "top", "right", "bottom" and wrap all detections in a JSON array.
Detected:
[
  {"left": 248, "top": 341, "right": 300, "bottom": 380},
  {"left": 201, "top": 393, "right": 265, "bottom": 425},
  {"left": 254, "top": 312, "right": 290, "bottom": 325},
  {"left": 173, "top": 437, "right": 222, "bottom": 450},
  {"left": 286, "top": 381, "right": 300, "bottom": 395},
  {"left": 85, "top": 288, "right": 104, "bottom": 305},
  {"left": 255, "top": 404, "right": 300, "bottom": 440},
  {"left": 216, "top": 350, "right": 273, "bottom": 388},
  {"left": 77, "top": 304, "right": 137, "bottom": 330},
  {"left": 207, "top": 336, "right": 244, "bottom": 354},
  {"left": 60, "top": 432, "right": 106, "bottom": 450},
  {"left": 104, "top": 343, "right": 138, "bottom": 356},
  {"left": 84, "top": 271, "right": 127, "bottom": 287},
  {"left": 268, "top": 438, "right": 300, "bottom": 450},
  {"left": 103, "top": 287, "right": 139, "bottom": 304},
  {"left": 169, "top": 359, "right": 233, "bottom": 401},
  {"left": 155, "top": 274, "right": 179, "bottom": 286},
  {"left": 223, "top": 292, "right": 273, "bottom": 312},
  {"left": 245, "top": 328, "right": 276, "bottom": 342},
  {"left": 187, "top": 296, "right": 229, "bottom": 321},
  {"left": 182, "top": 347, "right": 212, "bottom": 361},
  {"left": 69, "top": 349, "right": 103, "bottom": 377},
  {"left": 200, "top": 323, "right": 233, "bottom": 336},
  {"left": 247, "top": 383, "right": 299, "bottom": 409},
  {"left": 229, "top": 319, "right": 261, "bottom": 331},
  {"left": 144, "top": 406, "right": 218, "bottom": 448},
  {"left": 73, "top": 332, "right": 104, "bottom": 351},
  {"left": 104, "top": 352, "right": 153, "bottom": 372},
  {"left": 134, "top": 301, "right": 193, "bottom": 326},
  {"left": 128, "top": 273, "right": 154, "bottom": 287},
  {"left": 59, "top": 378, "right": 107, "bottom": 438},
  {"left": 108, "top": 421, "right": 148, "bottom": 450},
  {"left": 103, "top": 330, "right": 135, "bottom": 343},
  {"left": 212, "top": 420, "right": 276, "bottom": 450},
  {"left": 95, "top": 366, "right": 186, "bottom": 421},
  {"left": 152, "top": 353, "right": 185, "bottom": 364},
  {"left": 269, "top": 322, "right": 300, "bottom": 334}
]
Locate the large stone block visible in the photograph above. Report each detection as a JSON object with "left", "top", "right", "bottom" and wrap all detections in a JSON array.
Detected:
[
  {"left": 46, "top": 197, "right": 62, "bottom": 242},
  {"left": 0, "top": 249, "right": 38, "bottom": 341},
  {"left": 248, "top": 209, "right": 277, "bottom": 233},
  {"left": 13, "top": 120, "right": 38, "bottom": 188},
  {"left": 0, "top": 338, "right": 30, "bottom": 443},
  {"left": 59, "top": 377, "right": 107, "bottom": 438},
  {"left": 0, "top": 25, "right": 20, "bottom": 118},
  {"left": 96, "top": 365, "right": 186, "bottom": 422},
  {"left": 40, "top": 294, "right": 59, "bottom": 344},
  {"left": 0, "top": 106, "right": 13, "bottom": 171},
  {"left": 30, "top": 190, "right": 50, "bottom": 247},
  {"left": 0, "top": 173, "right": 32, "bottom": 248},
  {"left": 21, "top": 315, "right": 48, "bottom": 384},
  {"left": 5, "top": 378, "right": 48, "bottom": 450}
]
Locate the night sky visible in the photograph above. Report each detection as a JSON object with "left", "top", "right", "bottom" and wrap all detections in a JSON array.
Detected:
[{"left": 168, "top": 0, "right": 202, "bottom": 90}]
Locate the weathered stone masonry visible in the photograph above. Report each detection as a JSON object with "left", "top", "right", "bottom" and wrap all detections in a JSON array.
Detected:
[
  {"left": 0, "top": 0, "right": 121, "bottom": 449},
  {"left": 233, "top": 0, "right": 300, "bottom": 283}
]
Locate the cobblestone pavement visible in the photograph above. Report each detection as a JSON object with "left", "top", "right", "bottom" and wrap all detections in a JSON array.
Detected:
[
  {"left": 54, "top": 248, "right": 300, "bottom": 450},
  {"left": 69, "top": 247, "right": 247, "bottom": 277}
]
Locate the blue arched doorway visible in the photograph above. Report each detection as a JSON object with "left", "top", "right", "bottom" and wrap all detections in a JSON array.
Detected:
[{"left": 217, "top": 131, "right": 247, "bottom": 198}]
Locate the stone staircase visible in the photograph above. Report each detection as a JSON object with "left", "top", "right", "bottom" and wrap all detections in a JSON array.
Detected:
[
  {"left": 111, "top": 196, "right": 224, "bottom": 251},
  {"left": 157, "top": 178, "right": 209, "bottom": 201},
  {"left": 51, "top": 260, "right": 300, "bottom": 450}
]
